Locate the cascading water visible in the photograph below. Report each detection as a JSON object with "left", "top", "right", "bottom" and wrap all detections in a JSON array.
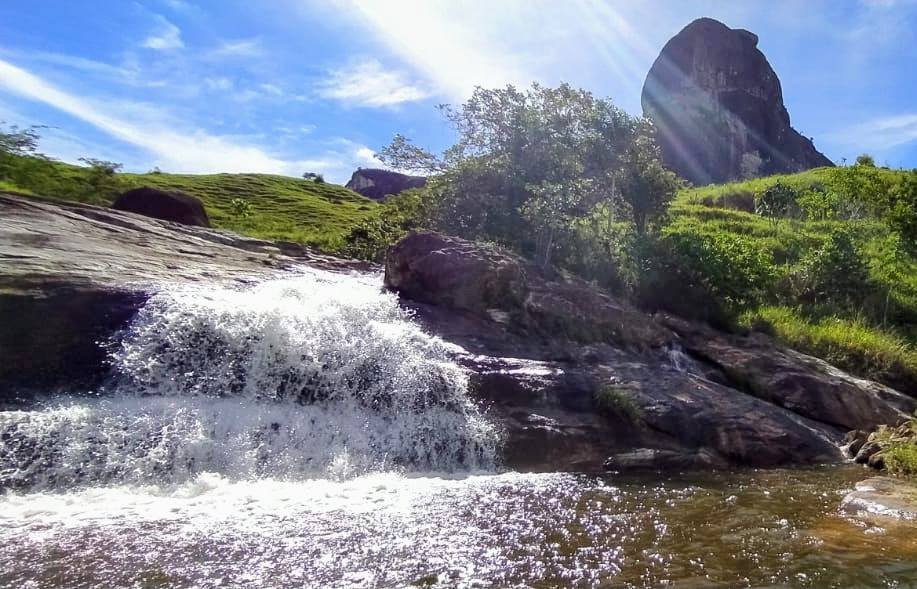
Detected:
[{"left": 0, "top": 268, "right": 499, "bottom": 490}]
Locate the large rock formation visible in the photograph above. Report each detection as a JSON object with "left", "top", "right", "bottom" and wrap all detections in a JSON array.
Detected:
[
  {"left": 642, "top": 17, "right": 832, "bottom": 185},
  {"left": 3, "top": 197, "right": 914, "bottom": 471},
  {"left": 345, "top": 168, "right": 426, "bottom": 201},
  {"left": 112, "top": 187, "right": 210, "bottom": 227}
]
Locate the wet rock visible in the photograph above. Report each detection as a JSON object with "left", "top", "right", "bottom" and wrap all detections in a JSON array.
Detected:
[
  {"left": 841, "top": 477, "right": 917, "bottom": 523},
  {"left": 345, "top": 168, "right": 426, "bottom": 201},
  {"left": 855, "top": 442, "right": 883, "bottom": 464},
  {"left": 112, "top": 187, "right": 210, "bottom": 227},
  {"left": 843, "top": 430, "right": 869, "bottom": 458},
  {"left": 604, "top": 448, "right": 727, "bottom": 471},
  {"left": 642, "top": 18, "right": 832, "bottom": 185},
  {"left": 0, "top": 192, "right": 367, "bottom": 399},
  {"left": 658, "top": 314, "right": 916, "bottom": 431}
]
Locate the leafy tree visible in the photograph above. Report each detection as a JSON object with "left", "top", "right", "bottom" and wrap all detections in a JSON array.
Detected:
[
  {"left": 616, "top": 130, "right": 682, "bottom": 234},
  {"left": 377, "top": 83, "right": 666, "bottom": 266},
  {"left": 302, "top": 172, "right": 325, "bottom": 183},
  {"left": 79, "top": 157, "right": 123, "bottom": 202},
  {"left": 796, "top": 228, "right": 876, "bottom": 313},
  {"left": 755, "top": 182, "right": 797, "bottom": 224},
  {"left": 856, "top": 153, "right": 876, "bottom": 167}
]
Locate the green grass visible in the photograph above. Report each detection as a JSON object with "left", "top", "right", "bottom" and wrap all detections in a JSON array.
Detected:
[
  {"left": 1, "top": 156, "right": 378, "bottom": 251},
  {"left": 594, "top": 385, "right": 642, "bottom": 422},
  {"left": 885, "top": 443, "right": 917, "bottom": 476},
  {"left": 740, "top": 306, "right": 917, "bottom": 390}
]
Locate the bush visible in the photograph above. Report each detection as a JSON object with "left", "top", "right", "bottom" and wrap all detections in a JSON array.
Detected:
[
  {"left": 755, "top": 181, "right": 798, "bottom": 223},
  {"left": 884, "top": 443, "right": 917, "bottom": 477},
  {"left": 792, "top": 228, "right": 877, "bottom": 313},
  {"left": 642, "top": 229, "right": 776, "bottom": 322},
  {"left": 594, "top": 385, "right": 642, "bottom": 422}
]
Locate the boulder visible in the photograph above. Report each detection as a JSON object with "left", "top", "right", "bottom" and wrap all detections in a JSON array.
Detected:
[
  {"left": 841, "top": 477, "right": 917, "bottom": 523},
  {"left": 345, "top": 168, "right": 426, "bottom": 201},
  {"left": 642, "top": 18, "right": 832, "bottom": 185},
  {"left": 385, "top": 232, "right": 670, "bottom": 350},
  {"left": 112, "top": 187, "right": 210, "bottom": 227}
]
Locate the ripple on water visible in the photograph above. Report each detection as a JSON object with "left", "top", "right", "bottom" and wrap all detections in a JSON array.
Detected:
[{"left": 1, "top": 467, "right": 916, "bottom": 588}]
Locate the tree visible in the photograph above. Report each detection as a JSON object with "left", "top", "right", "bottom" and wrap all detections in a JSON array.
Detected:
[
  {"left": 616, "top": 129, "right": 682, "bottom": 234},
  {"left": 377, "top": 83, "right": 663, "bottom": 265},
  {"left": 0, "top": 123, "right": 44, "bottom": 157},
  {"left": 79, "top": 157, "right": 123, "bottom": 202},
  {"left": 856, "top": 153, "right": 876, "bottom": 167},
  {"left": 740, "top": 151, "right": 763, "bottom": 179},
  {"left": 755, "top": 182, "right": 796, "bottom": 224},
  {"left": 302, "top": 172, "right": 325, "bottom": 183}
]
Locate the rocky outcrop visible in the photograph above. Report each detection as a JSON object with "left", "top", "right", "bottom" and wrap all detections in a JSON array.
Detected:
[
  {"left": 387, "top": 232, "right": 916, "bottom": 470},
  {"left": 0, "top": 193, "right": 366, "bottom": 398},
  {"left": 112, "top": 187, "right": 210, "bottom": 227},
  {"left": 345, "top": 168, "right": 426, "bottom": 201},
  {"left": 642, "top": 18, "right": 832, "bottom": 185},
  {"left": 385, "top": 232, "right": 669, "bottom": 351}
]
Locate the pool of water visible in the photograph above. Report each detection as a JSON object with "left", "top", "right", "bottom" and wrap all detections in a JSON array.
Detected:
[{"left": 2, "top": 465, "right": 915, "bottom": 588}]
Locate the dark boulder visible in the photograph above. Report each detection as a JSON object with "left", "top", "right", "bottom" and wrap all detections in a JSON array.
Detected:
[
  {"left": 642, "top": 17, "right": 832, "bottom": 185},
  {"left": 112, "top": 187, "right": 210, "bottom": 227},
  {"left": 345, "top": 168, "right": 426, "bottom": 201}
]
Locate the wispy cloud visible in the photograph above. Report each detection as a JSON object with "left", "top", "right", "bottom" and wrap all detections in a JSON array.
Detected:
[
  {"left": 142, "top": 15, "right": 184, "bottom": 50},
  {"left": 831, "top": 114, "right": 917, "bottom": 150},
  {"left": 209, "top": 39, "right": 264, "bottom": 59},
  {"left": 317, "top": 59, "right": 429, "bottom": 107},
  {"left": 0, "top": 58, "right": 371, "bottom": 181}
]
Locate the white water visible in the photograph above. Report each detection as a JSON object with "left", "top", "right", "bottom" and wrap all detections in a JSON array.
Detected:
[{"left": 0, "top": 269, "right": 499, "bottom": 490}]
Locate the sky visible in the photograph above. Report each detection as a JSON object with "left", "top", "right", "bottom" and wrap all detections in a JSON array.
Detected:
[{"left": 0, "top": 0, "right": 915, "bottom": 183}]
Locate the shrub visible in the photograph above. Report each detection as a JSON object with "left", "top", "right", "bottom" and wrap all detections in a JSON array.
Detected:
[
  {"left": 594, "top": 385, "right": 642, "bottom": 422},
  {"left": 755, "top": 182, "right": 798, "bottom": 223},
  {"left": 229, "top": 198, "right": 253, "bottom": 219},
  {"left": 884, "top": 443, "right": 917, "bottom": 477},
  {"left": 793, "top": 228, "right": 877, "bottom": 313}
]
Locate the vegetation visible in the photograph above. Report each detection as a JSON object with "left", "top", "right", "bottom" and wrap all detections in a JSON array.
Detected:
[
  {"left": 594, "top": 385, "right": 642, "bottom": 422},
  {"left": 0, "top": 125, "right": 378, "bottom": 250}
]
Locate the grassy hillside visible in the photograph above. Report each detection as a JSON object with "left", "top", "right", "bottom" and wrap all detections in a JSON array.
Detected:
[
  {"left": 665, "top": 166, "right": 917, "bottom": 390},
  {"left": 0, "top": 155, "right": 377, "bottom": 250}
]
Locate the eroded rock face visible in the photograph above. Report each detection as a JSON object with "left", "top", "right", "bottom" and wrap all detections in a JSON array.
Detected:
[
  {"left": 112, "top": 187, "right": 211, "bottom": 227},
  {"left": 642, "top": 17, "right": 832, "bottom": 185},
  {"left": 385, "top": 232, "right": 670, "bottom": 351},
  {"left": 345, "top": 168, "right": 426, "bottom": 201}
]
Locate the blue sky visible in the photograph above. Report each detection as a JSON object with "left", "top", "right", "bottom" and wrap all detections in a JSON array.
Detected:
[{"left": 0, "top": 0, "right": 915, "bottom": 183}]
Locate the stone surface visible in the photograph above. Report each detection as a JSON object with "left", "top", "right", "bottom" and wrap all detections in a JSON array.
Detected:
[
  {"left": 345, "top": 168, "right": 426, "bottom": 201},
  {"left": 112, "top": 187, "right": 210, "bottom": 227},
  {"left": 642, "top": 18, "right": 832, "bottom": 185},
  {"left": 841, "top": 477, "right": 917, "bottom": 523},
  {"left": 0, "top": 193, "right": 367, "bottom": 397},
  {"left": 386, "top": 232, "right": 670, "bottom": 351}
]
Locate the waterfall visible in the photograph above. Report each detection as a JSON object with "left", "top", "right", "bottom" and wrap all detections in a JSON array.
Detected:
[{"left": 0, "top": 269, "right": 500, "bottom": 490}]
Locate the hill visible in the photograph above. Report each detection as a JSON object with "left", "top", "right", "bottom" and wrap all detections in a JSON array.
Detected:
[
  {"left": 0, "top": 155, "right": 378, "bottom": 250},
  {"left": 665, "top": 166, "right": 917, "bottom": 390}
]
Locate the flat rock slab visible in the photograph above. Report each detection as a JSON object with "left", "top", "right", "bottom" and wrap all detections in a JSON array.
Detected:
[{"left": 841, "top": 476, "right": 917, "bottom": 523}]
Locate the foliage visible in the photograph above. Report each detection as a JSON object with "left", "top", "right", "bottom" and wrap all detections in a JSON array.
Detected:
[
  {"left": 377, "top": 83, "right": 671, "bottom": 265},
  {"left": 755, "top": 181, "right": 797, "bottom": 223},
  {"left": 792, "top": 228, "right": 878, "bottom": 312},
  {"left": 594, "top": 385, "right": 642, "bottom": 422},
  {"left": 340, "top": 189, "right": 433, "bottom": 261},
  {"left": 884, "top": 443, "right": 917, "bottom": 477},
  {"left": 302, "top": 172, "right": 325, "bottom": 183},
  {"left": 856, "top": 153, "right": 876, "bottom": 167},
  {"left": 229, "top": 197, "right": 253, "bottom": 219}
]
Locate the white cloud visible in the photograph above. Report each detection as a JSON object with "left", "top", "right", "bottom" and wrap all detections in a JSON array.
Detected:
[
  {"left": 317, "top": 59, "right": 429, "bottom": 107},
  {"left": 259, "top": 83, "right": 284, "bottom": 96},
  {"left": 209, "top": 39, "right": 264, "bottom": 58},
  {"left": 832, "top": 114, "right": 917, "bottom": 150},
  {"left": 142, "top": 15, "right": 184, "bottom": 50},
  {"left": 0, "top": 57, "right": 371, "bottom": 181},
  {"left": 204, "top": 77, "right": 234, "bottom": 91}
]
